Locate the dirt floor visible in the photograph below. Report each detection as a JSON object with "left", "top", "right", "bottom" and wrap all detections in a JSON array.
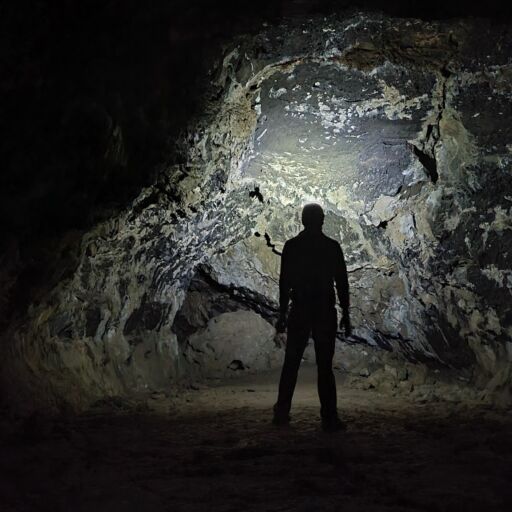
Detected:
[{"left": 1, "top": 365, "right": 512, "bottom": 512}]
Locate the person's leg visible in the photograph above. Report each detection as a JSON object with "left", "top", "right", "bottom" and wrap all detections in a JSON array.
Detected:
[
  {"left": 273, "top": 309, "right": 310, "bottom": 422},
  {"left": 312, "top": 308, "right": 338, "bottom": 422}
]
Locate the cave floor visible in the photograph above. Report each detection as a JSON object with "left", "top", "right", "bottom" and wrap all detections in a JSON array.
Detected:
[{"left": 1, "top": 365, "right": 512, "bottom": 512}]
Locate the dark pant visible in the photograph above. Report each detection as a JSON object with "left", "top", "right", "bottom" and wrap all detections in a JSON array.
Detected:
[{"left": 275, "top": 304, "right": 338, "bottom": 419}]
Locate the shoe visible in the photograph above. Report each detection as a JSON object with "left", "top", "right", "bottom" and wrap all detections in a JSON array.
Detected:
[
  {"left": 321, "top": 416, "right": 346, "bottom": 432},
  {"left": 272, "top": 410, "right": 290, "bottom": 426}
]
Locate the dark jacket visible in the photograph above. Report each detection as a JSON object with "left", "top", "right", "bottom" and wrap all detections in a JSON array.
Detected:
[{"left": 279, "top": 229, "right": 349, "bottom": 315}]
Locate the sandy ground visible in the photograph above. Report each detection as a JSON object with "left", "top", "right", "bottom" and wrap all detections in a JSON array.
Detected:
[{"left": 1, "top": 365, "right": 512, "bottom": 512}]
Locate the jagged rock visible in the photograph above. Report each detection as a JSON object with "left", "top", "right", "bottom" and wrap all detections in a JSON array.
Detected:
[
  {"left": 368, "top": 368, "right": 398, "bottom": 392},
  {"left": 183, "top": 310, "right": 281, "bottom": 378},
  {"left": 384, "top": 363, "right": 408, "bottom": 382},
  {"left": 406, "top": 362, "right": 429, "bottom": 387},
  {"left": 398, "top": 380, "right": 414, "bottom": 393}
]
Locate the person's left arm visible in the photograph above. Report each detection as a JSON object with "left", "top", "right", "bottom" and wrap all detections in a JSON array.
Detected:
[
  {"left": 334, "top": 242, "right": 351, "bottom": 336},
  {"left": 277, "top": 241, "right": 291, "bottom": 332}
]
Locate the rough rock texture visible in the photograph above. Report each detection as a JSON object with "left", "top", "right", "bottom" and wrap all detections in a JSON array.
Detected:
[
  {"left": 182, "top": 310, "right": 282, "bottom": 378},
  {"left": 2, "top": 13, "right": 512, "bottom": 410}
]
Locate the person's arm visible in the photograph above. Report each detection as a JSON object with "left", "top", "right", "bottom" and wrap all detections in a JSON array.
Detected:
[
  {"left": 277, "top": 241, "right": 291, "bottom": 332},
  {"left": 334, "top": 243, "right": 351, "bottom": 335}
]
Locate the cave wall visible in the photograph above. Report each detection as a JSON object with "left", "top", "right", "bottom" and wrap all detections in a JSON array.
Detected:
[{"left": 2, "top": 13, "right": 512, "bottom": 410}]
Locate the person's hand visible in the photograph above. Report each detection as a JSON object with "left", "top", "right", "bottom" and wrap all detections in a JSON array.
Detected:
[
  {"left": 339, "top": 310, "right": 352, "bottom": 337},
  {"left": 276, "top": 314, "right": 287, "bottom": 333}
]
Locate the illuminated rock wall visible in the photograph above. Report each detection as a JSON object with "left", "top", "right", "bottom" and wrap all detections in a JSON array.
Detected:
[{"left": 2, "top": 14, "right": 511, "bottom": 410}]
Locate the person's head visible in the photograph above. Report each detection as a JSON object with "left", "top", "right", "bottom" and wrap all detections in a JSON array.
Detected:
[{"left": 301, "top": 203, "right": 324, "bottom": 231}]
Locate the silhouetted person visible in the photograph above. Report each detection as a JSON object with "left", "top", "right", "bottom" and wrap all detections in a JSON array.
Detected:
[{"left": 273, "top": 203, "right": 351, "bottom": 432}]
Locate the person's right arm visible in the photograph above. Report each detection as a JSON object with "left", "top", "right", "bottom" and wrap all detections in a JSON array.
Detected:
[{"left": 334, "top": 242, "right": 351, "bottom": 336}]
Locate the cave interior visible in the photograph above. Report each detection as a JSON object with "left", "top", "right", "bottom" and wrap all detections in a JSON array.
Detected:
[{"left": 1, "top": 1, "right": 512, "bottom": 510}]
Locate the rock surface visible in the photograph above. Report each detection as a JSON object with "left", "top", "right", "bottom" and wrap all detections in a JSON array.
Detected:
[
  {"left": 183, "top": 310, "right": 282, "bottom": 378},
  {"left": 1, "top": 13, "right": 512, "bottom": 410}
]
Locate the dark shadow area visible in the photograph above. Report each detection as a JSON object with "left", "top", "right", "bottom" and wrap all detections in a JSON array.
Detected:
[
  {"left": 1, "top": 376, "right": 511, "bottom": 511},
  {"left": 1, "top": 0, "right": 286, "bottom": 329}
]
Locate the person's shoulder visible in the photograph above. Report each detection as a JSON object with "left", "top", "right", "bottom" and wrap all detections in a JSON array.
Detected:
[
  {"left": 322, "top": 233, "right": 341, "bottom": 246},
  {"left": 322, "top": 234, "right": 343, "bottom": 253},
  {"left": 285, "top": 234, "right": 301, "bottom": 245},
  {"left": 282, "top": 236, "right": 298, "bottom": 252}
]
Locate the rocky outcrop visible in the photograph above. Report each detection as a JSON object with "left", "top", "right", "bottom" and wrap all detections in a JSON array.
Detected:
[
  {"left": 182, "top": 310, "right": 282, "bottom": 378},
  {"left": 2, "top": 13, "right": 511, "bottom": 411}
]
